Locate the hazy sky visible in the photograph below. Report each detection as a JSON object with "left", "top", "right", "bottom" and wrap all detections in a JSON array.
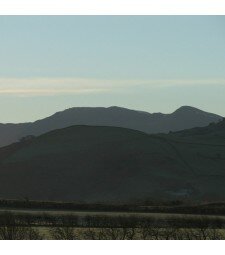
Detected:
[{"left": 0, "top": 16, "right": 225, "bottom": 122}]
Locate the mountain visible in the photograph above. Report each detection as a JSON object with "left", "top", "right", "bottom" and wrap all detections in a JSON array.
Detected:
[
  {"left": 0, "top": 106, "right": 222, "bottom": 147},
  {"left": 0, "top": 119, "right": 224, "bottom": 203}
]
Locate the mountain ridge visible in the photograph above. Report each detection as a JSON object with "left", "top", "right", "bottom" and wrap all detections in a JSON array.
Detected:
[{"left": 0, "top": 105, "right": 222, "bottom": 147}]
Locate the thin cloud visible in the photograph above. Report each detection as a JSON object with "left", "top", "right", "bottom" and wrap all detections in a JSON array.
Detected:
[{"left": 0, "top": 77, "right": 224, "bottom": 96}]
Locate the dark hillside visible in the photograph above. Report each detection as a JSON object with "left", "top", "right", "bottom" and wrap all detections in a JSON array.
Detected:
[{"left": 0, "top": 123, "right": 224, "bottom": 203}]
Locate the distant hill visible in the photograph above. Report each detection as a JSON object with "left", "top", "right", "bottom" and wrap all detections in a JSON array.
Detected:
[
  {"left": 0, "top": 120, "right": 224, "bottom": 203},
  {"left": 0, "top": 106, "right": 222, "bottom": 147},
  {"left": 170, "top": 117, "right": 225, "bottom": 137}
]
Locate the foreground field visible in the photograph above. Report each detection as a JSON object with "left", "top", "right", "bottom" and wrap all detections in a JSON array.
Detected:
[
  {"left": 0, "top": 207, "right": 225, "bottom": 239},
  {"left": 1, "top": 199, "right": 225, "bottom": 239}
]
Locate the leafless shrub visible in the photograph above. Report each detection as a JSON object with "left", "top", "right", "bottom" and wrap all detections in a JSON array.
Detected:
[
  {"left": 82, "top": 227, "right": 137, "bottom": 240},
  {"left": 50, "top": 226, "right": 77, "bottom": 240},
  {"left": 0, "top": 212, "right": 43, "bottom": 240},
  {"left": 181, "top": 228, "right": 223, "bottom": 240}
]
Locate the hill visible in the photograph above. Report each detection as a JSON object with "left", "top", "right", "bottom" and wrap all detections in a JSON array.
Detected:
[
  {"left": 0, "top": 105, "right": 222, "bottom": 147},
  {"left": 0, "top": 120, "right": 224, "bottom": 203}
]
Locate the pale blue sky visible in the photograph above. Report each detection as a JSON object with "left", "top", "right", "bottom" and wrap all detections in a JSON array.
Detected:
[{"left": 0, "top": 16, "right": 225, "bottom": 122}]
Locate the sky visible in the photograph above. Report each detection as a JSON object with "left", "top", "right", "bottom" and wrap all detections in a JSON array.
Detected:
[{"left": 0, "top": 16, "right": 225, "bottom": 123}]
